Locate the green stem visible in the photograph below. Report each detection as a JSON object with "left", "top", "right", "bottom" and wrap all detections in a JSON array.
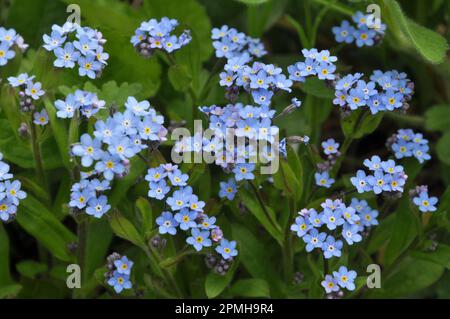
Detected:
[
  {"left": 144, "top": 246, "right": 183, "bottom": 298},
  {"left": 310, "top": 0, "right": 353, "bottom": 16},
  {"left": 283, "top": 198, "right": 297, "bottom": 282},
  {"left": 249, "top": 180, "right": 278, "bottom": 229},
  {"left": 29, "top": 116, "right": 49, "bottom": 194}
]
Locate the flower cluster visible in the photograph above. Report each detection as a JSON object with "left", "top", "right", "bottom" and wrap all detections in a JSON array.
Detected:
[
  {"left": 8, "top": 73, "right": 45, "bottom": 113},
  {"left": 43, "top": 22, "right": 109, "bottom": 79},
  {"left": 410, "top": 185, "right": 438, "bottom": 213},
  {"left": 332, "top": 11, "right": 386, "bottom": 47},
  {"left": 150, "top": 163, "right": 238, "bottom": 260},
  {"left": 54, "top": 90, "right": 106, "bottom": 119},
  {"left": 351, "top": 156, "right": 407, "bottom": 195},
  {"left": 0, "top": 152, "right": 27, "bottom": 222},
  {"left": 105, "top": 253, "right": 133, "bottom": 294},
  {"left": 333, "top": 70, "right": 414, "bottom": 114},
  {"left": 387, "top": 129, "right": 430, "bottom": 163},
  {"left": 69, "top": 97, "right": 168, "bottom": 218},
  {"left": 174, "top": 103, "right": 279, "bottom": 186},
  {"left": 291, "top": 198, "right": 379, "bottom": 260},
  {"left": 219, "top": 60, "right": 292, "bottom": 105},
  {"left": 0, "top": 27, "right": 28, "bottom": 66},
  {"left": 288, "top": 49, "right": 337, "bottom": 82},
  {"left": 314, "top": 138, "right": 341, "bottom": 188},
  {"left": 131, "top": 17, "right": 191, "bottom": 56},
  {"left": 212, "top": 25, "right": 266, "bottom": 61},
  {"left": 322, "top": 266, "right": 358, "bottom": 297}
]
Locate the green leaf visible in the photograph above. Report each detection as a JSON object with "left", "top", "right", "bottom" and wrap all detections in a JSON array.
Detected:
[
  {"left": 246, "top": 0, "right": 289, "bottom": 37},
  {"left": 411, "top": 244, "right": 450, "bottom": 269},
  {"left": 136, "top": 197, "right": 153, "bottom": 236},
  {"left": 109, "top": 156, "right": 147, "bottom": 207},
  {"left": 168, "top": 64, "right": 192, "bottom": 92},
  {"left": 84, "top": 219, "right": 114, "bottom": 281},
  {"left": 109, "top": 211, "right": 145, "bottom": 248},
  {"left": 0, "top": 284, "right": 22, "bottom": 299},
  {"left": 228, "top": 278, "right": 270, "bottom": 297},
  {"left": 369, "top": 256, "right": 444, "bottom": 298},
  {"left": 236, "top": 0, "right": 269, "bottom": 4},
  {"left": 0, "top": 224, "right": 12, "bottom": 285},
  {"left": 384, "top": 198, "right": 419, "bottom": 266},
  {"left": 205, "top": 257, "right": 239, "bottom": 298},
  {"left": 43, "top": 97, "right": 71, "bottom": 169},
  {"left": 61, "top": 0, "right": 162, "bottom": 96},
  {"left": 437, "top": 132, "right": 450, "bottom": 165},
  {"left": 425, "top": 105, "right": 450, "bottom": 132},
  {"left": 382, "top": 0, "right": 448, "bottom": 64},
  {"left": 272, "top": 159, "right": 302, "bottom": 202},
  {"left": 299, "top": 77, "right": 334, "bottom": 99},
  {"left": 16, "top": 261, "right": 48, "bottom": 279},
  {"left": 17, "top": 196, "right": 76, "bottom": 262},
  {"left": 341, "top": 110, "right": 383, "bottom": 139},
  {"left": 231, "top": 223, "right": 282, "bottom": 289},
  {"left": 239, "top": 189, "right": 283, "bottom": 244}
]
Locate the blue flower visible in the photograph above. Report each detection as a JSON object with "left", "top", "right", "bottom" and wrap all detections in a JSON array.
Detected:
[
  {"left": 0, "top": 199, "right": 17, "bottom": 222},
  {"left": 95, "top": 153, "right": 125, "bottom": 181},
  {"left": 85, "top": 195, "right": 110, "bottom": 218},
  {"left": 198, "top": 216, "right": 216, "bottom": 230},
  {"left": 3, "top": 180, "right": 26, "bottom": 206},
  {"left": 0, "top": 162, "right": 13, "bottom": 181},
  {"left": 42, "top": 30, "right": 66, "bottom": 51},
  {"left": 148, "top": 180, "right": 170, "bottom": 200},
  {"left": 322, "top": 236, "right": 343, "bottom": 259},
  {"left": 69, "top": 188, "right": 94, "bottom": 209},
  {"left": 359, "top": 209, "right": 379, "bottom": 227},
  {"left": 107, "top": 270, "right": 132, "bottom": 294},
  {"left": 25, "top": 82, "right": 45, "bottom": 100},
  {"left": 316, "top": 63, "right": 336, "bottom": 80},
  {"left": 290, "top": 216, "right": 312, "bottom": 238},
  {"left": 322, "top": 208, "right": 344, "bottom": 230},
  {"left": 186, "top": 228, "right": 212, "bottom": 251},
  {"left": 174, "top": 209, "right": 198, "bottom": 231},
  {"left": 219, "top": 178, "right": 237, "bottom": 200},
  {"left": 156, "top": 211, "right": 179, "bottom": 235},
  {"left": 74, "top": 35, "right": 99, "bottom": 55},
  {"left": 114, "top": 256, "right": 134, "bottom": 276},
  {"left": 342, "top": 224, "right": 362, "bottom": 245},
  {"left": 350, "top": 170, "right": 371, "bottom": 193},
  {"left": 342, "top": 206, "right": 360, "bottom": 225},
  {"left": 166, "top": 187, "right": 192, "bottom": 211},
  {"left": 54, "top": 42, "right": 80, "bottom": 68},
  {"left": 307, "top": 209, "right": 324, "bottom": 228},
  {"left": 7, "top": 73, "right": 34, "bottom": 87},
  {"left": 72, "top": 134, "right": 103, "bottom": 167},
  {"left": 55, "top": 95, "right": 79, "bottom": 118},
  {"left": 233, "top": 163, "right": 255, "bottom": 181},
  {"left": 355, "top": 26, "right": 376, "bottom": 47},
  {"left": 367, "top": 170, "right": 391, "bottom": 194},
  {"left": 315, "top": 171, "right": 335, "bottom": 188},
  {"left": 413, "top": 191, "right": 438, "bottom": 213},
  {"left": 216, "top": 239, "right": 238, "bottom": 260},
  {"left": 168, "top": 169, "right": 189, "bottom": 186},
  {"left": 303, "top": 229, "right": 327, "bottom": 252},
  {"left": 322, "top": 138, "right": 340, "bottom": 155},
  {"left": 363, "top": 155, "right": 382, "bottom": 171},
  {"left": 321, "top": 274, "right": 340, "bottom": 294},
  {"left": 145, "top": 166, "right": 167, "bottom": 182},
  {"left": 0, "top": 42, "right": 15, "bottom": 66},
  {"left": 78, "top": 55, "right": 101, "bottom": 79},
  {"left": 33, "top": 109, "right": 49, "bottom": 126},
  {"left": 108, "top": 138, "right": 135, "bottom": 160},
  {"left": 333, "top": 266, "right": 357, "bottom": 291},
  {"left": 332, "top": 20, "right": 355, "bottom": 43}
]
